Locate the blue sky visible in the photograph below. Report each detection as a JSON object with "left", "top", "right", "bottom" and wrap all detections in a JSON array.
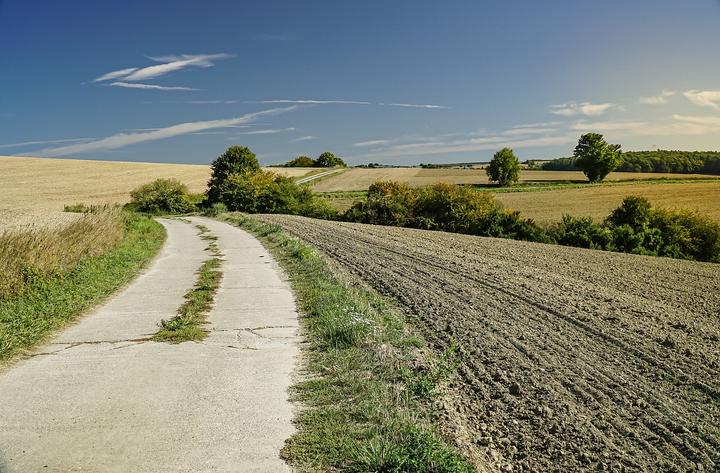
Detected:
[{"left": 2, "top": 0, "right": 720, "bottom": 165}]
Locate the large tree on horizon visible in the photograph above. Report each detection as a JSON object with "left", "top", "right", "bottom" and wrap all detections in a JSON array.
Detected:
[{"left": 573, "top": 133, "right": 622, "bottom": 183}]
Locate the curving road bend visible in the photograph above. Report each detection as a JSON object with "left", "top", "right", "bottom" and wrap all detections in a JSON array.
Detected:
[{"left": 0, "top": 217, "right": 299, "bottom": 473}]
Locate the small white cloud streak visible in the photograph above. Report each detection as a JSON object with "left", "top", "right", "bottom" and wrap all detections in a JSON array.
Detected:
[
  {"left": 0, "top": 137, "right": 96, "bottom": 149},
  {"left": 31, "top": 107, "right": 296, "bottom": 157},
  {"left": 109, "top": 82, "right": 198, "bottom": 91},
  {"left": 353, "top": 139, "right": 391, "bottom": 147},
  {"left": 639, "top": 90, "right": 676, "bottom": 105},
  {"left": 238, "top": 127, "right": 296, "bottom": 135},
  {"left": 549, "top": 102, "right": 615, "bottom": 116},
  {"left": 248, "top": 99, "right": 372, "bottom": 105},
  {"left": 684, "top": 90, "right": 720, "bottom": 110},
  {"left": 290, "top": 135, "right": 315, "bottom": 142},
  {"left": 93, "top": 67, "right": 139, "bottom": 83},
  {"left": 385, "top": 103, "right": 450, "bottom": 109},
  {"left": 93, "top": 53, "right": 231, "bottom": 83}
]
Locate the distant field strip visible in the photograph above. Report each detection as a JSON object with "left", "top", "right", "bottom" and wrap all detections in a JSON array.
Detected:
[
  {"left": 295, "top": 168, "right": 344, "bottom": 185},
  {"left": 310, "top": 168, "right": 718, "bottom": 192}
]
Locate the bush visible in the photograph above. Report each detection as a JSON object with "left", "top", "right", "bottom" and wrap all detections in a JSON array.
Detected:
[
  {"left": 345, "top": 181, "right": 416, "bottom": 226},
  {"left": 316, "top": 151, "right": 347, "bottom": 167},
  {"left": 218, "top": 170, "right": 338, "bottom": 219},
  {"left": 285, "top": 155, "right": 316, "bottom": 167},
  {"left": 129, "top": 178, "right": 194, "bottom": 214},
  {"left": 207, "top": 146, "right": 261, "bottom": 202},
  {"left": 550, "top": 215, "right": 612, "bottom": 249},
  {"left": 412, "top": 183, "right": 496, "bottom": 234},
  {"left": 573, "top": 133, "right": 622, "bottom": 182},
  {"left": 605, "top": 195, "right": 652, "bottom": 231},
  {"left": 486, "top": 147, "right": 521, "bottom": 186}
]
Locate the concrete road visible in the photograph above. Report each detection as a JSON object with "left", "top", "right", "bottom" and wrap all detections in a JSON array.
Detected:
[{"left": 0, "top": 217, "right": 299, "bottom": 472}]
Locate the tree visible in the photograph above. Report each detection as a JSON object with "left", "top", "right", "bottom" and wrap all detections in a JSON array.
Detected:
[
  {"left": 486, "top": 148, "right": 521, "bottom": 186},
  {"left": 573, "top": 133, "right": 622, "bottom": 182},
  {"left": 207, "top": 146, "right": 260, "bottom": 202},
  {"left": 315, "top": 151, "right": 347, "bottom": 167},
  {"left": 284, "top": 155, "right": 316, "bottom": 167}
]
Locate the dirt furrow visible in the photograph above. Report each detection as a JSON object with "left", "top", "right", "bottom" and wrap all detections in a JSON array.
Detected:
[{"left": 257, "top": 215, "right": 720, "bottom": 472}]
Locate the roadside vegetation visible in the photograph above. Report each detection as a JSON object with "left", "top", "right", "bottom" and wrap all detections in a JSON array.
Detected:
[
  {"left": 0, "top": 209, "right": 165, "bottom": 362},
  {"left": 127, "top": 178, "right": 196, "bottom": 214},
  {"left": 153, "top": 224, "right": 223, "bottom": 343},
  {"left": 223, "top": 213, "right": 473, "bottom": 472}
]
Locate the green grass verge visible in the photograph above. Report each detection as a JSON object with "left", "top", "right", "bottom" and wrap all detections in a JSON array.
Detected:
[
  {"left": 222, "top": 213, "right": 473, "bottom": 473},
  {"left": 153, "top": 224, "right": 223, "bottom": 343},
  {"left": 0, "top": 213, "right": 166, "bottom": 363}
]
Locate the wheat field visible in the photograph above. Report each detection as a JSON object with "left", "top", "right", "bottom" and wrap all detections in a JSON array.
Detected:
[{"left": 0, "top": 156, "right": 311, "bottom": 229}]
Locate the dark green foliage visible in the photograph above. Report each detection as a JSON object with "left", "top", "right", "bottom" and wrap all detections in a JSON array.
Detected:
[
  {"left": 550, "top": 215, "right": 613, "bottom": 249},
  {"left": 606, "top": 195, "right": 652, "bottom": 231},
  {"left": 315, "top": 151, "right": 347, "bottom": 168},
  {"left": 486, "top": 147, "right": 521, "bottom": 186},
  {"left": 345, "top": 181, "right": 549, "bottom": 242},
  {"left": 129, "top": 178, "right": 195, "bottom": 214},
  {"left": 218, "top": 170, "right": 338, "bottom": 219},
  {"left": 284, "top": 155, "right": 316, "bottom": 167},
  {"left": 573, "top": 133, "right": 622, "bottom": 182},
  {"left": 207, "top": 146, "right": 261, "bottom": 202},
  {"left": 542, "top": 150, "right": 720, "bottom": 175}
]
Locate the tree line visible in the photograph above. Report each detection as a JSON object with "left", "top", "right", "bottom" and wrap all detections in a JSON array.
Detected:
[{"left": 540, "top": 149, "right": 720, "bottom": 175}]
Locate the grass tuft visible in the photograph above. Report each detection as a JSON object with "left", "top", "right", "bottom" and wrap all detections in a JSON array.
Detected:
[
  {"left": 223, "top": 213, "right": 473, "bottom": 473},
  {"left": 153, "top": 224, "right": 223, "bottom": 343}
]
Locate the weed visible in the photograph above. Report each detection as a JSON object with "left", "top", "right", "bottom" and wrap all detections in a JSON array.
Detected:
[{"left": 153, "top": 225, "right": 223, "bottom": 343}]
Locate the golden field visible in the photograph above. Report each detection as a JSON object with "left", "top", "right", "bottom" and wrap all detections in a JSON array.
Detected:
[
  {"left": 310, "top": 167, "right": 716, "bottom": 192},
  {"left": 0, "top": 156, "right": 311, "bottom": 229},
  {"left": 496, "top": 181, "right": 720, "bottom": 223}
]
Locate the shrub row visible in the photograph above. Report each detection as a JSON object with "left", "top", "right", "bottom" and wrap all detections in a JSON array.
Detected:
[{"left": 343, "top": 181, "right": 720, "bottom": 262}]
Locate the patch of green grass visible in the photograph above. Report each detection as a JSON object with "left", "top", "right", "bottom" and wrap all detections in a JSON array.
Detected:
[
  {"left": 153, "top": 224, "right": 223, "bottom": 343},
  {"left": 0, "top": 213, "right": 166, "bottom": 363},
  {"left": 223, "top": 213, "right": 473, "bottom": 473}
]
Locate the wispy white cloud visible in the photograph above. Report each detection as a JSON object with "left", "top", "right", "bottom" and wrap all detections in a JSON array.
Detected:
[
  {"left": 30, "top": 107, "right": 296, "bottom": 157},
  {"left": 0, "top": 137, "right": 95, "bottom": 149},
  {"left": 549, "top": 101, "right": 616, "bottom": 116},
  {"left": 93, "top": 67, "right": 139, "bottom": 83},
  {"left": 237, "top": 127, "right": 296, "bottom": 135},
  {"left": 639, "top": 90, "right": 676, "bottom": 105},
  {"left": 290, "top": 135, "right": 316, "bottom": 142},
  {"left": 683, "top": 90, "right": 720, "bottom": 110},
  {"left": 384, "top": 103, "right": 450, "bottom": 109},
  {"left": 109, "top": 82, "right": 198, "bottom": 91},
  {"left": 94, "top": 53, "right": 232, "bottom": 83},
  {"left": 186, "top": 99, "right": 240, "bottom": 104},
  {"left": 353, "top": 139, "right": 392, "bottom": 147},
  {"left": 248, "top": 99, "right": 372, "bottom": 105}
]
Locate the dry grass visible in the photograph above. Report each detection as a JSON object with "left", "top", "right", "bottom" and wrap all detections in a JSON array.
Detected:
[
  {"left": 0, "top": 207, "right": 125, "bottom": 300},
  {"left": 311, "top": 168, "right": 716, "bottom": 192},
  {"left": 496, "top": 181, "right": 720, "bottom": 223},
  {"left": 0, "top": 156, "right": 312, "bottom": 215}
]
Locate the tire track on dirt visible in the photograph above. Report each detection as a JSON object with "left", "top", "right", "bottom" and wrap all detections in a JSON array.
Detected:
[{"left": 257, "top": 214, "right": 720, "bottom": 472}]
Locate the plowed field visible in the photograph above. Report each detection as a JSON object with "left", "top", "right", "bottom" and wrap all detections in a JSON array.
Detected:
[{"left": 256, "top": 214, "right": 720, "bottom": 472}]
